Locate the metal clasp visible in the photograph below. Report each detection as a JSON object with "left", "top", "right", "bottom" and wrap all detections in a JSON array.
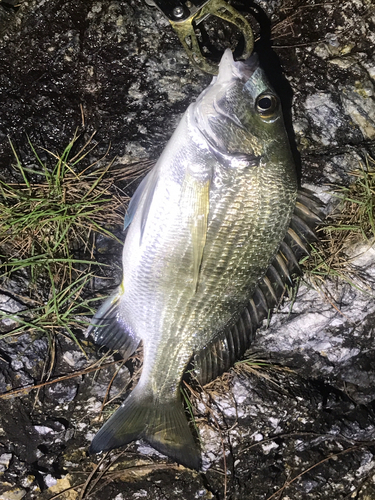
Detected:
[{"left": 146, "top": 0, "right": 254, "bottom": 74}]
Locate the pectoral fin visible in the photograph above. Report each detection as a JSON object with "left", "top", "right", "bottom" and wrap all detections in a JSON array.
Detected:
[{"left": 180, "top": 171, "right": 210, "bottom": 290}]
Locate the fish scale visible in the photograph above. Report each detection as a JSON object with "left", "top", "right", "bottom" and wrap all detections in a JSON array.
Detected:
[{"left": 87, "top": 49, "right": 321, "bottom": 469}]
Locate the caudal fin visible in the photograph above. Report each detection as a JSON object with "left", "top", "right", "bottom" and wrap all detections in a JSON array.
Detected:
[{"left": 89, "top": 387, "right": 200, "bottom": 470}]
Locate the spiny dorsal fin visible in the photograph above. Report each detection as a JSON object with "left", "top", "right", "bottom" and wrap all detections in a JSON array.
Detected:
[
  {"left": 279, "top": 240, "right": 301, "bottom": 273},
  {"left": 296, "top": 189, "right": 324, "bottom": 223},
  {"left": 273, "top": 252, "right": 293, "bottom": 285},
  {"left": 191, "top": 188, "right": 323, "bottom": 386},
  {"left": 287, "top": 227, "right": 309, "bottom": 255}
]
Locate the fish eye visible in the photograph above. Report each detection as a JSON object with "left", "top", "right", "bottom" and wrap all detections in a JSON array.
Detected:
[{"left": 255, "top": 93, "right": 278, "bottom": 119}]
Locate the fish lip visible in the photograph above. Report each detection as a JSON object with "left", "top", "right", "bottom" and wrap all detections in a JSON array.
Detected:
[
  {"left": 218, "top": 48, "right": 259, "bottom": 83},
  {"left": 193, "top": 49, "right": 259, "bottom": 118}
]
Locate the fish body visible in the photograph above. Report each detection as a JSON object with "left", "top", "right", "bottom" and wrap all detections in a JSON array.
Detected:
[{"left": 88, "top": 50, "right": 317, "bottom": 469}]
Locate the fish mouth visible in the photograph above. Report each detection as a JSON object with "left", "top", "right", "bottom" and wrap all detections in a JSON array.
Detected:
[
  {"left": 191, "top": 48, "right": 261, "bottom": 163},
  {"left": 217, "top": 48, "right": 259, "bottom": 84}
]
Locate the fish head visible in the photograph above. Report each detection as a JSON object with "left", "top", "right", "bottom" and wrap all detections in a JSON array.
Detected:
[{"left": 192, "top": 49, "right": 294, "bottom": 168}]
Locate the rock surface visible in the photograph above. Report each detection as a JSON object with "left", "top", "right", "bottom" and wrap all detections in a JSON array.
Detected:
[{"left": 0, "top": 0, "right": 375, "bottom": 499}]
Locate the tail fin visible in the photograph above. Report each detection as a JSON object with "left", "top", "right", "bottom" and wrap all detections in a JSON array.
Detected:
[{"left": 89, "top": 386, "right": 200, "bottom": 470}]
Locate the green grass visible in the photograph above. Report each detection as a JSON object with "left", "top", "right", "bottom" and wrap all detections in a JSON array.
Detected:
[
  {"left": 180, "top": 384, "right": 201, "bottom": 440},
  {"left": 0, "top": 268, "right": 98, "bottom": 353},
  {"left": 0, "top": 133, "right": 129, "bottom": 353},
  {"left": 301, "top": 156, "right": 375, "bottom": 292},
  {"left": 0, "top": 133, "right": 125, "bottom": 282},
  {"left": 234, "top": 354, "right": 294, "bottom": 385}
]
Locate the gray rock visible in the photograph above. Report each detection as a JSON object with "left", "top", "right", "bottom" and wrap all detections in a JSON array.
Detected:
[
  {"left": 0, "top": 452, "right": 12, "bottom": 472},
  {"left": 45, "top": 381, "right": 78, "bottom": 404}
]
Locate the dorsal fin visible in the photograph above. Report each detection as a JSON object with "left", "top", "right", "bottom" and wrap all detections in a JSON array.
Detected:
[
  {"left": 273, "top": 252, "right": 293, "bottom": 285},
  {"left": 191, "top": 189, "right": 323, "bottom": 386},
  {"left": 296, "top": 189, "right": 324, "bottom": 223}
]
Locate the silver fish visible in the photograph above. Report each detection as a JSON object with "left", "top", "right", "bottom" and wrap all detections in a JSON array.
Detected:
[{"left": 88, "top": 49, "right": 320, "bottom": 469}]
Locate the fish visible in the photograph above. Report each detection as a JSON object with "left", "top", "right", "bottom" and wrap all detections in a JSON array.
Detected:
[{"left": 87, "top": 49, "right": 321, "bottom": 470}]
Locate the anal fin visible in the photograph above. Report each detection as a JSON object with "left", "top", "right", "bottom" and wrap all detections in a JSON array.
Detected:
[{"left": 88, "top": 289, "right": 140, "bottom": 359}]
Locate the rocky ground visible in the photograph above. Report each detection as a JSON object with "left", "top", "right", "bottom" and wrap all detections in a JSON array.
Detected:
[{"left": 0, "top": 0, "right": 375, "bottom": 499}]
